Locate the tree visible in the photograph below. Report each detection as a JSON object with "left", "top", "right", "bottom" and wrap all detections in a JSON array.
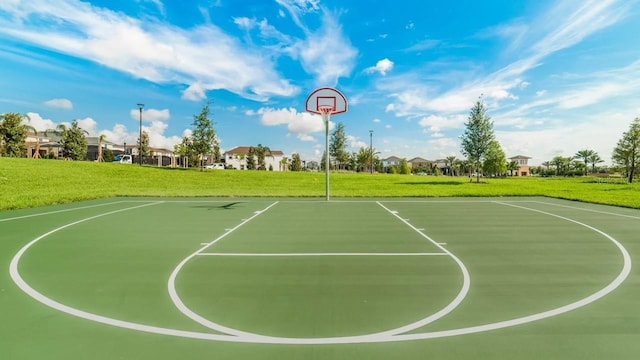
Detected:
[
  {"left": 47, "top": 121, "right": 88, "bottom": 160},
  {"left": 460, "top": 99, "right": 495, "bottom": 182},
  {"left": 191, "top": 102, "right": 218, "bottom": 169},
  {"left": 138, "top": 131, "right": 150, "bottom": 158},
  {"left": 399, "top": 158, "right": 411, "bottom": 174},
  {"left": 574, "top": 149, "right": 596, "bottom": 176},
  {"left": 482, "top": 140, "right": 507, "bottom": 176},
  {"left": 246, "top": 147, "right": 257, "bottom": 170},
  {"left": 24, "top": 124, "right": 41, "bottom": 159},
  {"left": 550, "top": 156, "right": 571, "bottom": 176},
  {"left": 173, "top": 136, "right": 195, "bottom": 168},
  {"left": 588, "top": 153, "right": 604, "bottom": 173},
  {"left": 103, "top": 148, "right": 115, "bottom": 162},
  {"left": 290, "top": 153, "right": 302, "bottom": 171},
  {"left": 612, "top": 118, "right": 640, "bottom": 183},
  {"left": 0, "top": 112, "right": 29, "bottom": 157},
  {"left": 254, "top": 144, "right": 272, "bottom": 170},
  {"left": 507, "top": 160, "right": 519, "bottom": 176},
  {"left": 329, "top": 122, "right": 349, "bottom": 170},
  {"left": 445, "top": 156, "right": 457, "bottom": 176},
  {"left": 96, "top": 134, "right": 107, "bottom": 162}
]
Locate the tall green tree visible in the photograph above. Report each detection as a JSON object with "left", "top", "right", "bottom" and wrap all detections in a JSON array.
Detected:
[
  {"left": 138, "top": 131, "right": 150, "bottom": 158},
  {"left": 48, "top": 121, "right": 88, "bottom": 160},
  {"left": 174, "top": 136, "right": 196, "bottom": 168},
  {"left": 460, "top": 99, "right": 495, "bottom": 182},
  {"left": 482, "top": 140, "right": 507, "bottom": 176},
  {"left": 445, "top": 156, "right": 457, "bottom": 176},
  {"left": 254, "top": 144, "right": 272, "bottom": 170},
  {"left": 588, "top": 153, "right": 604, "bottom": 173},
  {"left": 191, "top": 102, "right": 218, "bottom": 169},
  {"left": 329, "top": 122, "right": 349, "bottom": 170},
  {"left": 290, "top": 153, "right": 302, "bottom": 171},
  {"left": 550, "top": 156, "right": 571, "bottom": 176},
  {"left": 399, "top": 158, "right": 411, "bottom": 174},
  {"left": 612, "top": 118, "right": 640, "bottom": 183},
  {"left": 0, "top": 112, "right": 29, "bottom": 157},
  {"left": 574, "top": 149, "right": 596, "bottom": 176},
  {"left": 246, "top": 147, "right": 257, "bottom": 170}
]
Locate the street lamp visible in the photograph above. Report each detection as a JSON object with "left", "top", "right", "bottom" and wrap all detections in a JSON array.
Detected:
[
  {"left": 137, "top": 103, "right": 144, "bottom": 165},
  {"left": 369, "top": 130, "right": 374, "bottom": 174}
]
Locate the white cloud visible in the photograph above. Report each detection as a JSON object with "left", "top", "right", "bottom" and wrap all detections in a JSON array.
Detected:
[
  {"left": 0, "top": 0, "right": 298, "bottom": 102},
  {"left": 129, "top": 108, "right": 170, "bottom": 122},
  {"left": 255, "top": 107, "right": 327, "bottom": 141},
  {"left": 382, "top": 0, "right": 627, "bottom": 118},
  {"left": 44, "top": 98, "right": 73, "bottom": 109},
  {"left": 346, "top": 135, "right": 367, "bottom": 149},
  {"left": 418, "top": 114, "right": 467, "bottom": 130},
  {"left": 24, "top": 112, "right": 56, "bottom": 131},
  {"left": 365, "top": 58, "right": 394, "bottom": 76}
]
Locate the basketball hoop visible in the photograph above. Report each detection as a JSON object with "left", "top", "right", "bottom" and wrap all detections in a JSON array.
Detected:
[
  {"left": 318, "top": 105, "right": 334, "bottom": 115},
  {"left": 305, "top": 87, "right": 348, "bottom": 202}
]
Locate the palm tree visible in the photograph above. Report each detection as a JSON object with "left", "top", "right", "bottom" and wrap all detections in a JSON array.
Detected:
[
  {"left": 574, "top": 149, "right": 596, "bottom": 176},
  {"left": 96, "top": 134, "right": 107, "bottom": 162},
  {"left": 24, "top": 124, "right": 41, "bottom": 159},
  {"left": 588, "top": 153, "right": 604, "bottom": 173},
  {"left": 507, "top": 160, "right": 519, "bottom": 176},
  {"left": 445, "top": 156, "right": 457, "bottom": 176},
  {"left": 550, "top": 156, "right": 568, "bottom": 176}
]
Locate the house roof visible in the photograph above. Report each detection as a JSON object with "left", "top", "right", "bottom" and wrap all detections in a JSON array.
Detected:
[
  {"left": 382, "top": 156, "right": 403, "bottom": 162},
  {"left": 224, "top": 146, "right": 283, "bottom": 156},
  {"left": 408, "top": 157, "right": 431, "bottom": 163},
  {"left": 509, "top": 155, "right": 532, "bottom": 160}
]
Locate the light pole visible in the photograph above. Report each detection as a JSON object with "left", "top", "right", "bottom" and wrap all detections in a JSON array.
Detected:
[
  {"left": 137, "top": 103, "right": 144, "bottom": 165},
  {"left": 369, "top": 130, "right": 374, "bottom": 174}
]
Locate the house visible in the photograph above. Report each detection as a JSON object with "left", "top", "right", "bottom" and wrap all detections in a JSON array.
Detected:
[
  {"left": 381, "top": 156, "right": 403, "bottom": 170},
  {"left": 223, "top": 146, "right": 285, "bottom": 171},
  {"left": 509, "top": 155, "right": 532, "bottom": 176},
  {"left": 86, "top": 137, "right": 117, "bottom": 161},
  {"left": 408, "top": 157, "right": 432, "bottom": 170}
]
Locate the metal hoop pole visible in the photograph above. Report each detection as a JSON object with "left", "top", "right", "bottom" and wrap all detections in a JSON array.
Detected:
[{"left": 323, "top": 111, "right": 330, "bottom": 201}]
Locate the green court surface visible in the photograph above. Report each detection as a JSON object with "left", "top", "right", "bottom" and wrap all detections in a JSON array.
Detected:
[{"left": 1, "top": 197, "right": 639, "bottom": 359}]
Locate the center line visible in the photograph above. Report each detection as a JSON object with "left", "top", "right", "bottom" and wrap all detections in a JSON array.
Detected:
[{"left": 197, "top": 252, "right": 447, "bottom": 257}]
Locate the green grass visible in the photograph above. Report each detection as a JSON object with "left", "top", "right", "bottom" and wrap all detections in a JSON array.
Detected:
[{"left": 2, "top": 157, "right": 640, "bottom": 210}]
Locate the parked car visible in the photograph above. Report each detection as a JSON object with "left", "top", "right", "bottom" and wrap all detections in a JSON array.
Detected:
[
  {"left": 113, "top": 154, "right": 132, "bottom": 164},
  {"left": 203, "top": 163, "right": 225, "bottom": 170}
]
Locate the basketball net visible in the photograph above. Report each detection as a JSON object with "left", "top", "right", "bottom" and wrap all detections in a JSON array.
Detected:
[{"left": 318, "top": 105, "right": 334, "bottom": 115}]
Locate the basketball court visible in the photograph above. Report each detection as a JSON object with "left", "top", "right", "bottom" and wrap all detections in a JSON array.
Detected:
[{"left": 1, "top": 197, "right": 638, "bottom": 359}]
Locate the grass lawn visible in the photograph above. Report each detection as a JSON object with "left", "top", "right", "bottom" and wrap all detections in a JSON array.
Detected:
[{"left": 1, "top": 157, "right": 639, "bottom": 210}]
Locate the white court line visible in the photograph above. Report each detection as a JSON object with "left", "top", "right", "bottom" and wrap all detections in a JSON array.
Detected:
[
  {"left": 169, "top": 200, "right": 471, "bottom": 342},
  {"left": 196, "top": 252, "right": 447, "bottom": 257},
  {"left": 0, "top": 200, "right": 128, "bottom": 222},
  {"left": 373, "top": 201, "right": 471, "bottom": 337},
  {"left": 167, "top": 201, "right": 282, "bottom": 339},
  {"left": 8, "top": 199, "right": 633, "bottom": 345},
  {"left": 531, "top": 200, "right": 640, "bottom": 220}
]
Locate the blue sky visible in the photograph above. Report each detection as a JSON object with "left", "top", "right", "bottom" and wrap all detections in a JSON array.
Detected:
[{"left": 1, "top": 0, "right": 639, "bottom": 165}]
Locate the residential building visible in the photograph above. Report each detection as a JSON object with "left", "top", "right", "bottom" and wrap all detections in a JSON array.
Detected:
[
  {"left": 223, "top": 146, "right": 285, "bottom": 171},
  {"left": 509, "top": 155, "right": 532, "bottom": 176},
  {"left": 408, "top": 157, "right": 432, "bottom": 170},
  {"left": 381, "top": 156, "right": 402, "bottom": 170}
]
